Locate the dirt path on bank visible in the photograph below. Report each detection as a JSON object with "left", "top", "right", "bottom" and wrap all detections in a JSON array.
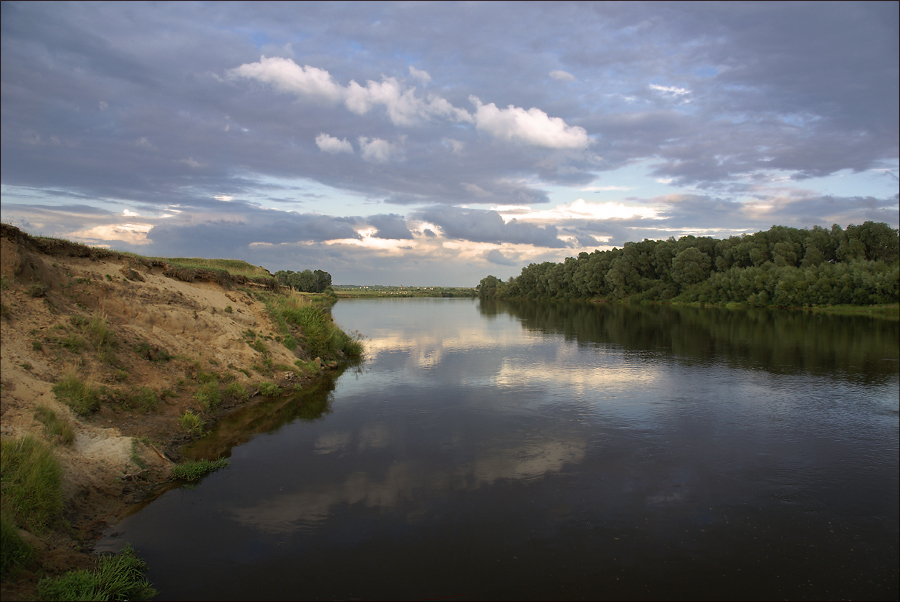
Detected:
[{"left": 1, "top": 224, "right": 335, "bottom": 599}]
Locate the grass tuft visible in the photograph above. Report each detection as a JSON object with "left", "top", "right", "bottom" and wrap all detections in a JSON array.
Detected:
[
  {"left": 171, "top": 457, "right": 229, "bottom": 481},
  {"left": 36, "top": 544, "right": 157, "bottom": 601},
  {"left": 178, "top": 411, "right": 204, "bottom": 436},
  {"left": 194, "top": 382, "right": 221, "bottom": 412},
  {"left": 0, "top": 436, "right": 63, "bottom": 533},
  {"left": 52, "top": 373, "right": 101, "bottom": 415},
  {"left": 33, "top": 406, "right": 75, "bottom": 445}
]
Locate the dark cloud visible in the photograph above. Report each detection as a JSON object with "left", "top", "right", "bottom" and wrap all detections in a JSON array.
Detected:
[
  {"left": 484, "top": 249, "right": 518, "bottom": 266},
  {"left": 366, "top": 214, "right": 414, "bottom": 240},
  {"left": 415, "top": 206, "right": 568, "bottom": 248}
]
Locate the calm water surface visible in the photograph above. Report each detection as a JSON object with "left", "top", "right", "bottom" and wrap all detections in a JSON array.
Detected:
[{"left": 99, "top": 299, "right": 899, "bottom": 600}]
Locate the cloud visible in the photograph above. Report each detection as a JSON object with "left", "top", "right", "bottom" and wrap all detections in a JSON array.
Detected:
[
  {"left": 415, "top": 206, "right": 568, "bottom": 248},
  {"left": 315, "top": 133, "right": 353, "bottom": 154},
  {"left": 367, "top": 214, "right": 414, "bottom": 240},
  {"left": 549, "top": 70, "right": 576, "bottom": 82},
  {"left": 470, "top": 96, "right": 590, "bottom": 149},
  {"left": 358, "top": 137, "right": 400, "bottom": 163},
  {"left": 345, "top": 76, "right": 472, "bottom": 126},
  {"left": 228, "top": 56, "right": 342, "bottom": 103},
  {"left": 408, "top": 65, "right": 431, "bottom": 84},
  {"left": 484, "top": 249, "right": 518, "bottom": 266}
]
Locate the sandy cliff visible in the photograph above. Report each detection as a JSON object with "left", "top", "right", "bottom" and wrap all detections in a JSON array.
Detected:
[{"left": 1, "top": 223, "right": 338, "bottom": 596}]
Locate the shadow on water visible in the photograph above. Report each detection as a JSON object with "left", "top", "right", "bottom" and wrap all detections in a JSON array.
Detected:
[
  {"left": 481, "top": 299, "right": 900, "bottom": 384},
  {"left": 181, "top": 367, "right": 351, "bottom": 462}
]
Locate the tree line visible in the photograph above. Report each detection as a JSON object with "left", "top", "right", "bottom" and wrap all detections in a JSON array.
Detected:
[
  {"left": 274, "top": 269, "right": 333, "bottom": 293},
  {"left": 477, "top": 222, "right": 899, "bottom": 307}
]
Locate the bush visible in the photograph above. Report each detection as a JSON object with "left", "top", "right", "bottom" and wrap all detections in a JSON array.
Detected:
[
  {"left": 37, "top": 544, "right": 156, "bottom": 601},
  {"left": 171, "top": 457, "right": 229, "bottom": 482},
  {"left": 0, "top": 436, "right": 63, "bottom": 532},
  {"left": 52, "top": 373, "right": 100, "bottom": 415}
]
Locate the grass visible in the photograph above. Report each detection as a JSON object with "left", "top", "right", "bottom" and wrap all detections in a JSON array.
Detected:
[
  {"left": 223, "top": 382, "right": 248, "bottom": 401},
  {"left": 153, "top": 257, "right": 271, "bottom": 278},
  {"left": 52, "top": 373, "right": 101, "bottom": 415},
  {"left": 36, "top": 544, "right": 157, "bottom": 601},
  {"left": 33, "top": 406, "right": 75, "bottom": 445},
  {"left": 123, "top": 387, "right": 158, "bottom": 413},
  {"left": 258, "top": 382, "right": 280, "bottom": 397},
  {"left": 1, "top": 515, "right": 34, "bottom": 577},
  {"left": 171, "top": 457, "right": 229, "bottom": 482},
  {"left": 0, "top": 436, "right": 63, "bottom": 533},
  {"left": 178, "top": 411, "right": 204, "bottom": 436},
  {"left": 194, "top": 381, "right": 221, "bottom": 412}
]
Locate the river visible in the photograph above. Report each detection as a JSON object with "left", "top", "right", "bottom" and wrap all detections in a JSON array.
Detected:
[{"left": 98, "top": 298, "right": 899, "bottom": 600}]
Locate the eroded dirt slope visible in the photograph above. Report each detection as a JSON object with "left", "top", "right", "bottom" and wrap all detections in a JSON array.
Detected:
[{"left": 1, "top": 224, "right": 328, "bottom": 597}]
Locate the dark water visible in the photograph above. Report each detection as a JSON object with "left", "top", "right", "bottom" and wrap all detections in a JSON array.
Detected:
[{"left": 98, "top": 299, "right": 899, "bottom": 600}]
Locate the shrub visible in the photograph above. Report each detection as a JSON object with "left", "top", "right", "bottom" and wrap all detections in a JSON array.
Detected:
[
  {"left": 52, "top": 374, "right": 100, "bottom": 415},
  {"left": 194, "top": 382, "right": 221, "bottom": 412},
  {"left": 0, "top": 436, "right": 63, "bottom": 532},
  {"left": 172, "top": 457, "right": 229, "bottom": 481},
  {"left": 36, "top": 544, "right": 156, "bottom": 601}
]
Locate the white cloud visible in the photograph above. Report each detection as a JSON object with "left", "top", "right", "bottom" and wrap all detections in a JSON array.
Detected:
[
  {"left": 469, "top": 96, "right": 590, "bottom": 149},
  {"left": 345, "top": 76, "right": 472, "bottom": 126},
  {"left": 230, "top": 57, "right": 471, "bottom": 127},
  {"left": 649, "top": 84, "right": 692, "bottom": 102},
  {"left": 358, "top": 137, "right": 399, "bottom": 163},
  {"left": 229, "top": 56, "right": 342, "bottom": 103},
  {"left": 315, "top": 133, "right": 354, "bottom": 154},
  {"left": 408, "top": 65, "right": 432, "bottom": 84},
  {"left": 499, "top": 199, "right": 659, "bottom": 222},
  {"left": 549, "top": 70, "right": 576, "bottom": 82}
]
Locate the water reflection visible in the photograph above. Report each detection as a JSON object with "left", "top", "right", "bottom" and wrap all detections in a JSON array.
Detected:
[
  {"left": 482, "top": 299, "right": 900, "bottom": 384},
  {"left": 99, "top": 299, "right": 898, "bottom": 601}
]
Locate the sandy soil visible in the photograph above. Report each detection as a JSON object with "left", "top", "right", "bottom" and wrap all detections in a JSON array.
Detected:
[{"left": 0, "top": 224, "right": 333, "bottom": 598}]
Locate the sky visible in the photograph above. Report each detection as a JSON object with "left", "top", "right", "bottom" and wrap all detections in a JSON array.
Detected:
[{"left": 1, "top": 2, "right": 898, "bottom": 286}]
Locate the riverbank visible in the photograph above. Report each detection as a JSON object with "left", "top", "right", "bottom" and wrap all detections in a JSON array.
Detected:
[{"left": 0, "top": 223, "right": 359, "bottom": 599}]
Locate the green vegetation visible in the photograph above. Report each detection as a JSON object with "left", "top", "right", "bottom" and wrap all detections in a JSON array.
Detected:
[
  {"left": 479, "top": 222, "right": 899, "bottom": 308},
  {"left": 274, "top": 268, "right": 333, "bottom": 293},
  {"left": 0, "top": 436, "right": 63, "bottom": 533},
  {"left": 171, "top": 457, "right": 229, "bottom": 481},
  {"left": 194, "top": 381, "right": 221, "bottom": 412},
  {"left": 33, "top": 406, "right": 75, "bottom": 445},
  {"left": 36, "top": 544, "right": 156, "bottom": 601},
  {"left": 224, "top": 382, "right": 248, "bottom": 401},
  {"left": 333, "top": 285, "right": 476, "bottom": 298},
  {"left": 123, "top": 387, "right": 159, "bottom": 413},
  {"left": 179, "top": 411, "right": 204, "bottom": 436},
  {"left": 52, "top": 373, "right": 101, "bottom": 415},
  {"left": 153, "top": 257, "right": 270, "bottom": 278},
  {"left": 259, "top": 382, "right": 280, "bottom": 397},
  {"left": 1, "top": 515, "right": 34, "bottom": 577}
]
